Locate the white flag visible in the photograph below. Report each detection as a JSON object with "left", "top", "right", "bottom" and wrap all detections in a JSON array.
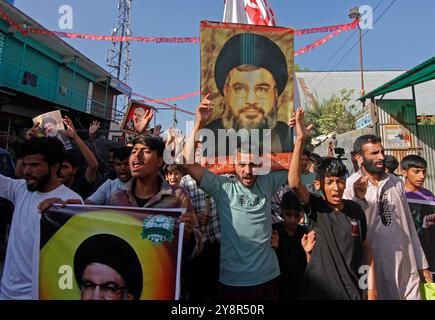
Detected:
[{"left": 223, "top": 0, "right": 277, "bottom": 26}]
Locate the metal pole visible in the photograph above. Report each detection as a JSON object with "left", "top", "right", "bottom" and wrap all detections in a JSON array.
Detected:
[
  {"left": 173, "top": 106, "right": 177, "bottom": 128},
  {"left": 411, "top": 85, "right": 420, "bottom": 139},
  {"left": 69, "top": 56, "right": 77, "bottom": 108},
  {"left": 358, "top": 25, "right": 365, "bottom": 97},
  {"left": 18, "top": 36, "right": 27, "bottom": 89},
  {"left": 5, "top": 118, "right": 11, "bottom": 151},
  {"left": 104, "top": 77, "right": 110, "bottom": 119}
]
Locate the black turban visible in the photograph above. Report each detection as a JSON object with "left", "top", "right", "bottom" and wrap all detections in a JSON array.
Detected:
[
  {"left": 41, "top": 117, "right": 57, "bottom": 128},
  {"left": 74, "top": 234, "right": 143, "bottom": 300},
  {"left": 214, "top": 33, "right": 288, "bottom": 97}
]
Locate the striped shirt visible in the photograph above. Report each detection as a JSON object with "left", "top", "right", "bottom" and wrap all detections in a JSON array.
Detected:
[{"left": 180, "top": 175, "right": 221, "bottom": 243}]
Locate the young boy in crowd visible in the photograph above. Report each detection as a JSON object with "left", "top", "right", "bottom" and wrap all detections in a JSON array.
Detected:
[
  {"left": 273, "top": 190, "right": 310, "bottom": 300},
  {"left": 288, "top": 108, "right": 376, "bottom": 300},
  {"left": 401, "top": 155, "right": 434, "bottom": 202},
  {"left": 401, "top": 154, "right": 434, "bottom": 237},
  {"left": 164, "top": 164, "right": 185, "bottom": 187}
]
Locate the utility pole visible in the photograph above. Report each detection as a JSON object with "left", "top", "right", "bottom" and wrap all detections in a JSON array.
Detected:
[
  {"left": 107, "top": 0, "right": 132, "bottom": 123},
  {"left": 349, "top": 7, "right": 365, "bottom": 97},
  {"left": 172, "top": 106, "right": 178, "bottom": 129}
]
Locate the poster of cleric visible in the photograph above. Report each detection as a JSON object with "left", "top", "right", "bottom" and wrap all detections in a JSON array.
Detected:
[
  {"left": 200, "top": 21, "right": 294, "bottom": 173},
  {"left": 407, "top": 198, "right": 435, "bottom": 274},
  {"left": 121, "top": 100, "right": 154, "bottom": 134},
  {"left": 35, "top": 205, "right": 184, "bottom": 300}
]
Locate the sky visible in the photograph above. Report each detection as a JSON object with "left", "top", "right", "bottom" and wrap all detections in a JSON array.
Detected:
[{"left": 12, "top": 0, "right": 435, "bottom": 131}]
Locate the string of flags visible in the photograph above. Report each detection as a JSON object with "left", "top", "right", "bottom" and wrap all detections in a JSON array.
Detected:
[{"left": 0, "top": 7, "right": 359, "bottom": 114}]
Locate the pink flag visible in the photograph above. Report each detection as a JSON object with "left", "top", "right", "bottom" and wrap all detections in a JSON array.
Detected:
[{"left": 223, "top": 0, "right": 277, "bottom": 26}]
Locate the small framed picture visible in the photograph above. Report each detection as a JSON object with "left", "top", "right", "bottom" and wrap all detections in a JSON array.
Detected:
[
  {"left": 121, "top": 100, "right": 154, "bottom": 134},
  {"left": 33, "top": 110, "right": 73, "bottom": 150}
]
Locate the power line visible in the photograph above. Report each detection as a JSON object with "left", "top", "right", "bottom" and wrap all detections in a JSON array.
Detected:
[
  {"left": 313, "top": 0, "right": 385, "bottom": 75},
  {"left": 311, "top": 0, "right": 397, "bottom": 92}
]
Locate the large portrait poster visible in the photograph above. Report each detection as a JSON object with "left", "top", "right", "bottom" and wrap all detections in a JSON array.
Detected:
[
  {"left": 36, "top": 205, "right": 184, "bottom": 300},
  {"left": 200, "top": 21, "right": 294, "bottom": 173}
]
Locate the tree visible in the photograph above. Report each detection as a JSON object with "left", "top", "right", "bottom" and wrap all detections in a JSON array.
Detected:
[
  {"left": 305, "top": 89, "right": 357, "bottom": 137},
  {"left": 295, "top": 64, "right": 310, "bottom": 72},
  {"left": 418, "top": 116, "right": 435, "bottom": 125}
]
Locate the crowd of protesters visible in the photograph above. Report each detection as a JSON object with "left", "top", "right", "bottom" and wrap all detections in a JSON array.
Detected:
[{"left": 0, "top": 101, "right": 433, "bottom": 300}]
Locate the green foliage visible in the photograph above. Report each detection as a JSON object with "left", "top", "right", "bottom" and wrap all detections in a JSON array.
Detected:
[
  {"left": 305, "top": 89, "right": 357, "bottom": 136},
  {"left": 418, "top": 116, "right": 435, "bottom": 125},
  {"left": 295, "top": 64, "right": 310, "bottom": 72}
]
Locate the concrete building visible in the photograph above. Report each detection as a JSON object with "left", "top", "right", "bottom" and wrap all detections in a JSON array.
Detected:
[{"left": 0, "top": 1, "right": 129, "bottom": 150}]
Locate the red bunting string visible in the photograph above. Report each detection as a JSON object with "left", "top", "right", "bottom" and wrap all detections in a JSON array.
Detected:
[
  {"left": 0, "top": 8, "right": 27, "bottom": 35},
  {"left": 295, "top": 19, "right": 358, "bottom": 56},
  {"left": 0, "top": 8, "right": 359, "bottom": 107},
  {"left": 294, "top": 20, "right": 358, "bottom": 35},
  {"left": 28, "top": 28, "right": 200, "bottom": 43},
  {"left": 295, "top": 29, "right": 341, "bottom": 56},
  {"left": 0, "top": 6, "right": 358, "bottom": 43},
  {"left": 135, "top": 22, "right": 358, "bottom": 104},
  {"left": 132, "top": 90, "right": 201, "bottom": 103},
  {"left": 27, "top": 21, "right": 358, "bottom": 43},
  {"left": 132, "top": 92, "right": 196, "bottom": 116}
]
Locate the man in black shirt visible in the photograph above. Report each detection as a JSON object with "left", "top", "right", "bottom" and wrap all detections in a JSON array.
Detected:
[
  {"left": 273, "top": 190, "right": 308, "bottom": 300},
  {"left": 288, "top": 108, "right": 377, "bottom": 300}
]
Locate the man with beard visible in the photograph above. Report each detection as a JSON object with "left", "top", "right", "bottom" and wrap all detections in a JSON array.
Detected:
[
  {"left": 132, "top": 107, "right": 145, "bottom": 132},
  {"left": 204, "top": 33, "right": 292, "bottom": 156},
  {"left": 181, "top": 100, "right": 292, "bottom": 300},
  {"left": 343, "top": 134, "right": 432, "bottom": 300},
  {"left": 0, "top": 137, "right": 82, "bottom": 299},
  {"left": 41, "top": 116, "right": 72, "bottom": 150}
]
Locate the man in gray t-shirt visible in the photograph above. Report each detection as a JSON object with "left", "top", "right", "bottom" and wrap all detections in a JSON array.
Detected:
[{"left": 182, "top": 96, "right": 290, "bottom": 300}]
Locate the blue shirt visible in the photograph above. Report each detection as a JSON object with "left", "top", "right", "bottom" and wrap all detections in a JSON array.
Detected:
[
  {"left": 200, "top": 169, "right": 287, "bottom": 286},
  {"left": 86, "top": 178, "right": 127, "bottom": 205}
]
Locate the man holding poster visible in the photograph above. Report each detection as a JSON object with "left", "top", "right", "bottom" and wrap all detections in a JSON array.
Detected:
[
  {"left": 0, "top": 137, "right": 82, "bottom": 300},
  {"left": 107, "top": 134, "right": 203, "bottom": 259}
]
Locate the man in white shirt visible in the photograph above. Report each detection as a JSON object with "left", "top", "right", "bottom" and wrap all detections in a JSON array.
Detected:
[
  {"left": 344, "top": 134, "right": 431, "bottom": 300},
  {"left": 0, "top": 137, "right": 82, "bottom": 300}
]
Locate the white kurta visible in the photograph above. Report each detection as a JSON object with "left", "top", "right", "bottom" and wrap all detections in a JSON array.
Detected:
[{"left": 344, "top": 172, "right": 428, "bottom": 300}]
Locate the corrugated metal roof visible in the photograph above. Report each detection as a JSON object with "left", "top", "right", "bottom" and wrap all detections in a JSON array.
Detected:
[
  {"left": 359, "top": 57, "right": 435, "bottom": 101},
  {"left": 296, "top": 70, "right": 435, "bottom": 115}
]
